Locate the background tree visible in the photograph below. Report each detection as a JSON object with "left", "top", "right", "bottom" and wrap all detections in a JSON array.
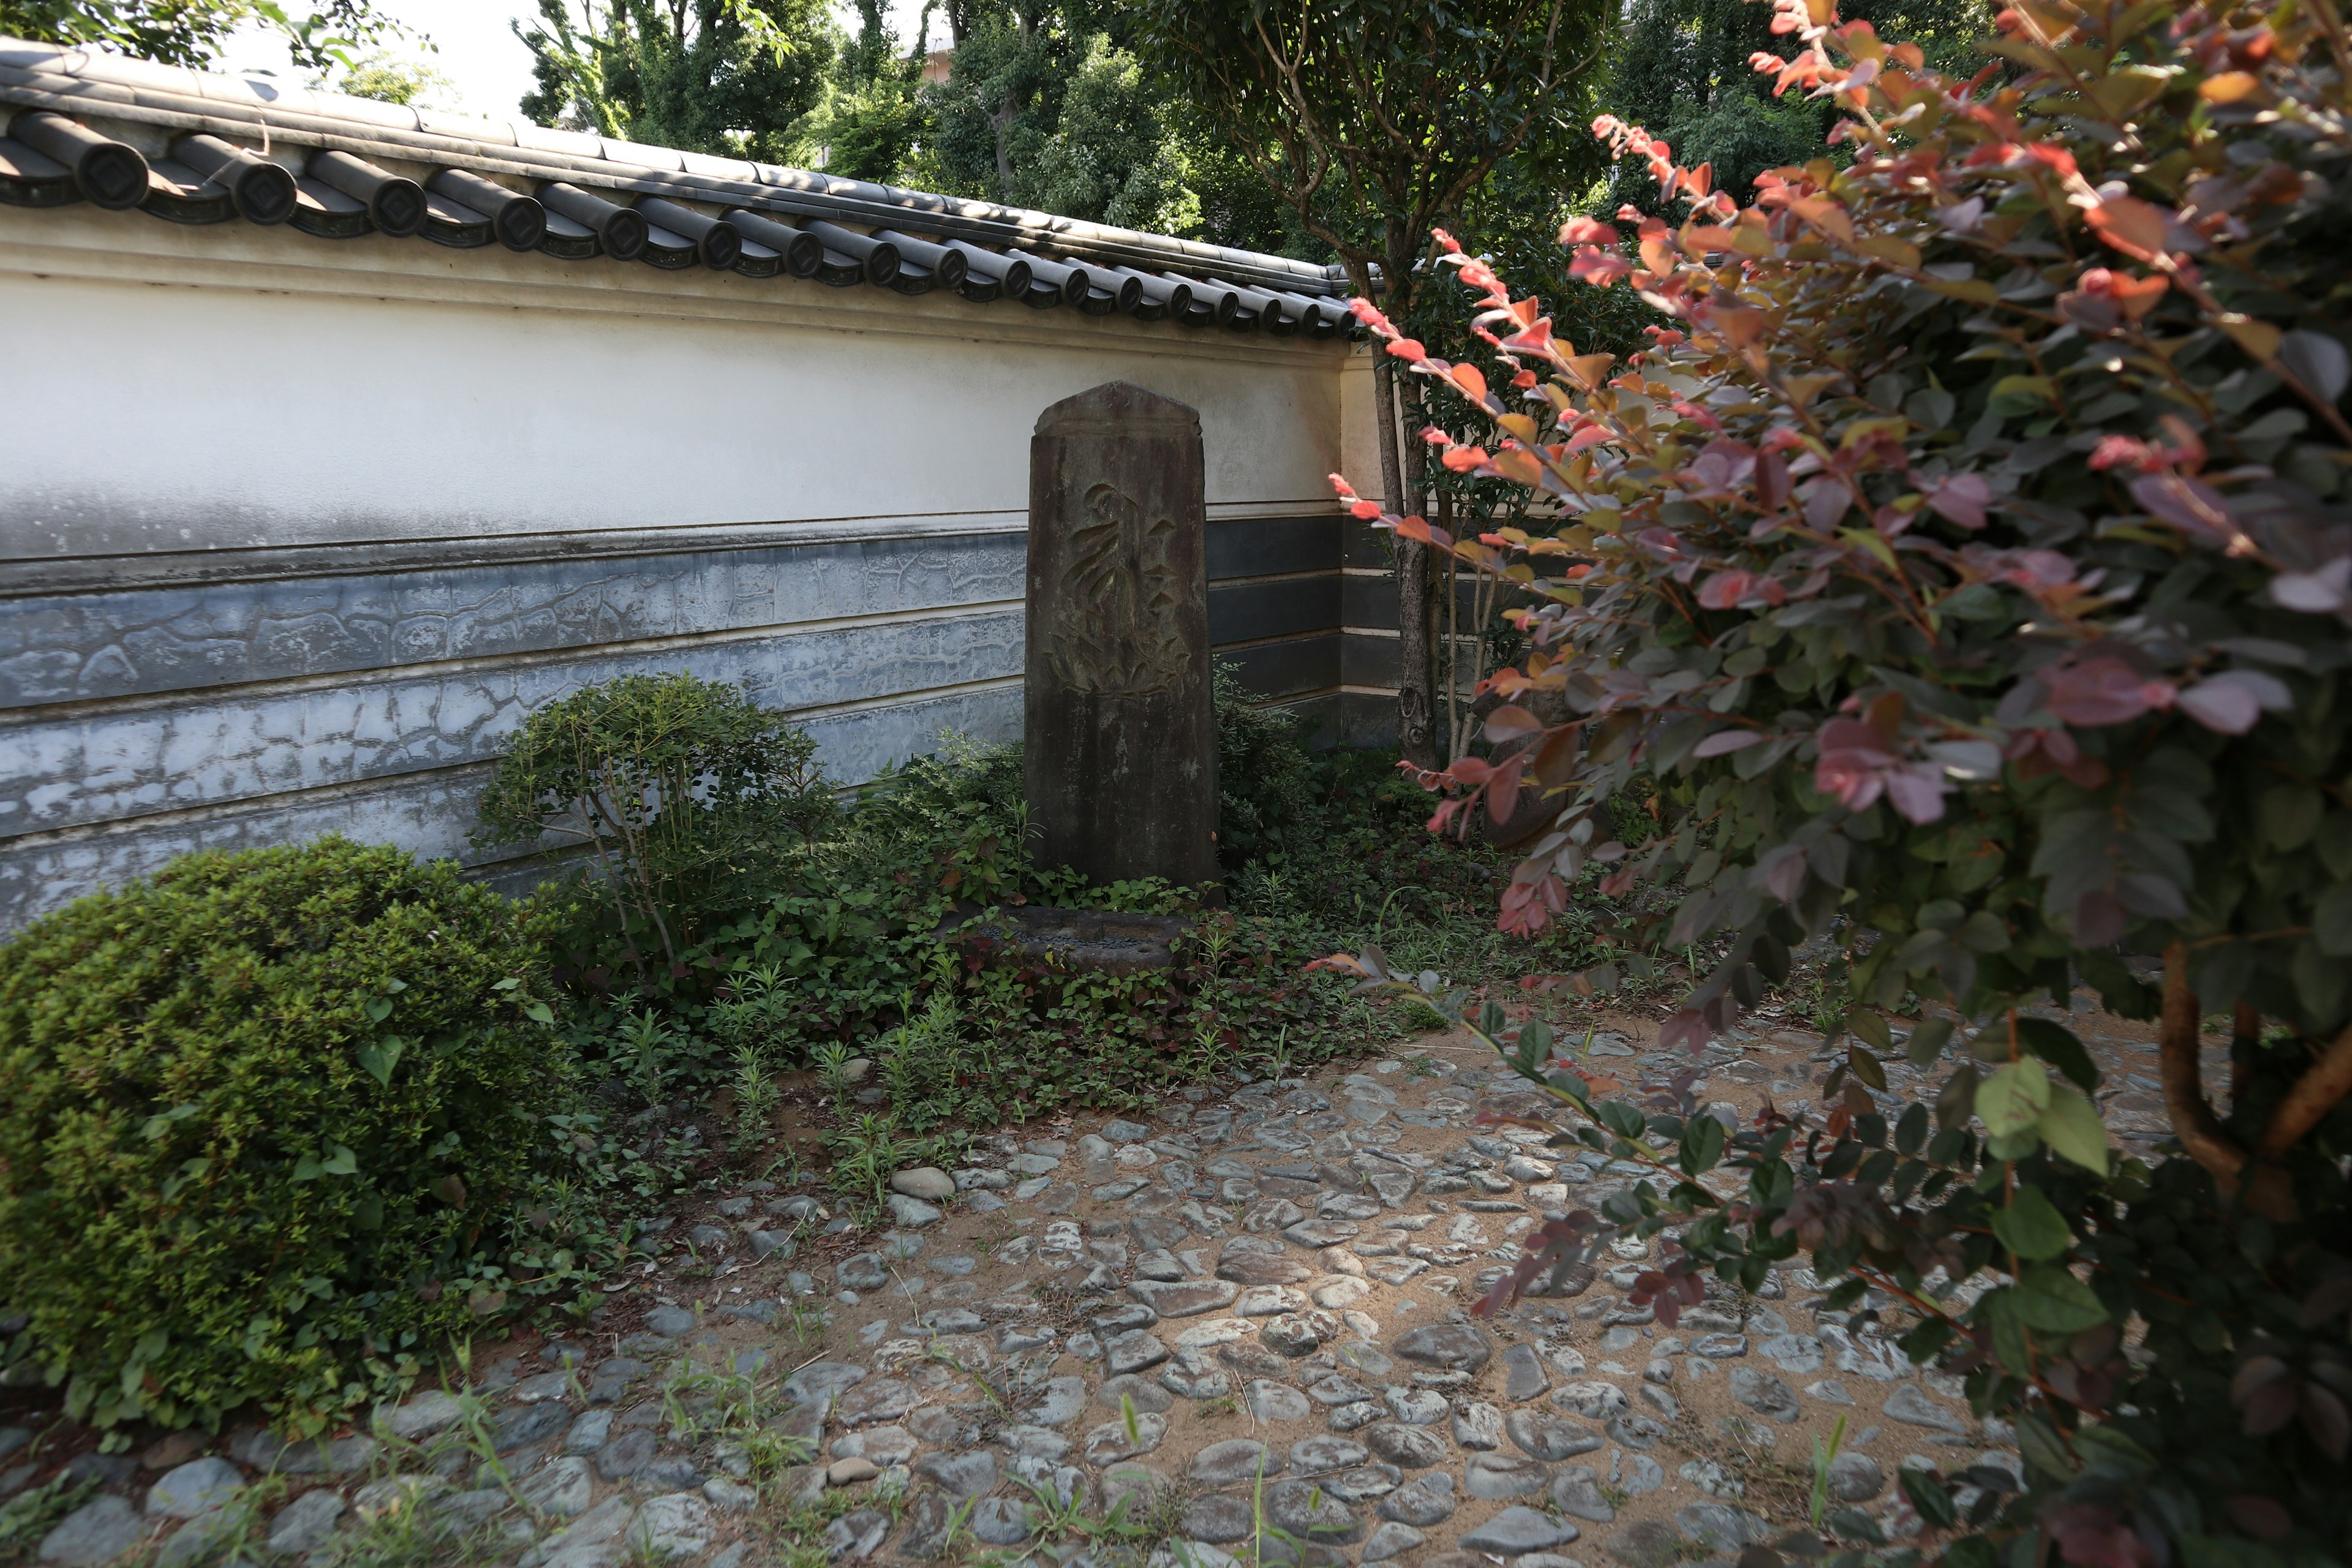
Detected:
[
  {"left": 812, "top": 0, "right": 924, "bottom": 183},
  {"left": 1602, "top": 0, "right": 1990, "bottom": 208},
  {"left": 895, "top": 1, "right": 1303, "bottom": 251},
  {"left": 0, "top": 0, "right": 396, "bottom": 71},
  {"left": 330, "top": 48, "right": 455, "bottom": 108},
  {"left": 516, "top": 0, "right": 832, "bottom": 162},
  {"left": 1129, "top": 0, "right": 1611, "bottom": 768}
]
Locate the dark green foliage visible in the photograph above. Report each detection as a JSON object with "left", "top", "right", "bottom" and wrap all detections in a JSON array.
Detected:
[
  {"left": 1214, "top": 668, "right": 1320, "bottom": 869},
  {"left": 0, "top": 840, "right": 576, "bottom": 1433},
  {"left": 516, "top": 0, "right": 833, "bottom": 160},
  {"left": 904, "top": 7, "right": 1305, "bottom": 252},
  {"left": 815, "top": 0, "right": 925, "bottom": 183}
]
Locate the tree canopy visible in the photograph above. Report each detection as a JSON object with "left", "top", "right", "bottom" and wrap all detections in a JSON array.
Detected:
[
  {"left": 1127, "top": 0, "right": 1613, "bottom": 766},
  {"left": 0, "top": 0, "right": 395, "bottom": 71},
  {"left": 516, "top": 0, "right": 834, "bottom": 162}
]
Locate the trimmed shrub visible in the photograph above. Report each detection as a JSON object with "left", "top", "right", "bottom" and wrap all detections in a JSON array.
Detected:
[{"left": 0, "top": 839, "right": 575, "bottom": 1432}]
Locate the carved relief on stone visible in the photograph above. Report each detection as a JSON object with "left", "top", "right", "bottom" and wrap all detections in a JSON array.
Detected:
[{"left": 1047, "top": 480, "right": 1188, "bottom": 696}]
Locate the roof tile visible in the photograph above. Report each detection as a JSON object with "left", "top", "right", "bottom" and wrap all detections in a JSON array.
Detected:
[
  {"left": 417, "top": 107, "right": 511, "bottom": 146},
  {"left": 0, "top": 28, "right": 1352, "bottom": 326},
  {"left": 601, "top": 137, "right": 684, "bottom": 172},
  {"left": 65, "top": 52, "right": 203, "bottom": 97},
  {"left": 677, "top": 148, "right": 755, "bottom": 182},
  {"left": 514, "top": 121, "right": 601, "bottom": 159}
]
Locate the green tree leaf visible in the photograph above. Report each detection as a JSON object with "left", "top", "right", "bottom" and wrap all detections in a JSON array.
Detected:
[
  {"left": 1975, "top": 1060, "right": 2051, "bottom": 1139},
  {"left": 354, "top": 1036, "right": 405, "bottom": 1089},
  {"left": 2037, "top": 1085, "right": 2111, "bottom": 1174},
  {"left": 2015, "top": 1017, "right": 2099, "bottom": 1092},
  {"left": 1989, "top": 1183, "right": 2073, "bottom": 1260},
  {"left": 1905, "top": 1016, "right": 1954, "bottom": 1066},
  {"left": 2014, "top": 1264, "right": 2109, "bottom": 1332}
]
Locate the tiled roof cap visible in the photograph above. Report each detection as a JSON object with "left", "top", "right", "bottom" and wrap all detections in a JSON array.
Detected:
[{"left": 0, "top": 32, "right": 1357, "bottom": 337}]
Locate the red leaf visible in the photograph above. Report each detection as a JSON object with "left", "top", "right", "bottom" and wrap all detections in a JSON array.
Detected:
[
  {"left": 1487, "top": 755, "right": 1526, "bottom": 825},
  {"left": 1927, "top": 472, "right": 1991, "bottom": 529},
  {"left": 1485, "top": 705, "right": 1543, "bottom": 742},
  {"left": 2084, "top": 194, "right": 2173, "bottom": 262}
]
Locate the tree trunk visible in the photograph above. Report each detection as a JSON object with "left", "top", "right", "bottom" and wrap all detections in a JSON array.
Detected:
[{"left": 1385, "top": 230, "right": 1436, "bottom": 767}]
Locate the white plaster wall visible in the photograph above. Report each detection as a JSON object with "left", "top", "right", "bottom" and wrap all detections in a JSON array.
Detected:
[
  {"left": 0, "top": 206, "right": 1348, "bottom": 560},
  {"left": 1339, "top": 342, "right": 1386, "bottom": 505}
]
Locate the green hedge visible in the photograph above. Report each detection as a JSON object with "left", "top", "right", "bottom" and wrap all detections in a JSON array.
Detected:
[{"left": 0, "top": 839, "right": 575, "bottom": 1431}]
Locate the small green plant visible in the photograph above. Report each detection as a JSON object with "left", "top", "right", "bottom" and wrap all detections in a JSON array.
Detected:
[
  {"left": 827, "top": 1112, "right": 902, "bottom": 1208},
  {"left": 328, "top": 1474, "right": 500, "bottom": 1568},
  {"left": 731, "top": 1043, "right": 779, "bottom": 1151},
  {"left": 812, "top": 1041, "right": 856, "bottom": 1107},
  {"left": 0, "top": 1474, "right": 99, "bottom": 1565},
  {"left": 473, "top": 673, "right": 836, "bottom": 975},
  {"left": 1810, "top": 1411, "right": 1849, "bottom": 1529},
  {"left": 616, "top": 1008, "right": 678, "bottom": 1106}
]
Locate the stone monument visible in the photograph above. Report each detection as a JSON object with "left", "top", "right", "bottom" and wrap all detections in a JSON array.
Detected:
[{"left": 1024, "top": 381, "right": 1217, "bottom": 890}]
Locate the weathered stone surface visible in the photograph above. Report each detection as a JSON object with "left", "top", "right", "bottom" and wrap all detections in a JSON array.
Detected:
[
  {"left": 1263, "top": 1478, "right": 1363, "bottom": 1544},
  {"left": 1084, "top": 1413, "right": 1169, "bottom": 1466},
  {"left": 39, "top": 1496, "right": 146, "bottom": 1567},
  {"left": 1461, "top": 1506, "right": 1580, "bottom": 1555},
  {"left": 1453, "top": 1401, "right": 1504, "bottom": 1450},
  {"left": 911, "top": 1449, "right": 997, "bottom": 1499},
  {"left": 1189, "top": 1439, "right": 1279, "bottom": 1485},
  {"left": 1289, "top": 1436, "right": 1369, "bottom": 1476},
  {"left": 1182, "top": 1493, "right": 1254, "bottom": 1544},
  {"left": 625, "top": 1494, "right": 714, "bottom": 1561},
  {"left": 1363, "top": 1521, "right": 1426, "bottom": 1562},
  {"left": 785, "top": 1360, "right": 870, "bottom": 1408},
  {"left": 970, "top": 1496, "right": 1033, "bottom": 1546},
  {"left": 1364, "top": 1423, "right": 1449, "bottom": 1469},
  {"left": 1393, "top": 1323, "right": 1491, "bottom": 1371},
  {"left": 1502, "top": 1343, "right": 1552, "bottom": 1402},
  {"left": 832, "top": 1377, "right": 920, "bottom": 1428},
  {"left": 1465, "top": 1453, "right": 1553, "bottom": 1500},
  {"left": 897, "top": 1492, "right": 957, "bottom": 1559},
  {"left": 1024, "top": 382, "right": 1215, "bottom": 888},
  {"left": 1887, "top": 1384, "right": 1970, "bottom": 1438},
  {"left": 1218, "top": 1247, "right": 1312, "bottom": 1286},
  {"left": 1104, "top": 1330, "right": 1170, "bottom": 1376},
  {"left": 1730, "top": 1366, "right": 1802, "bottom": 1423},
  {"left": 1508, "top": 1411, "right": 1605, "bottom": 1461},
  {"left": 1245, "top": 1381, "right": 1313, "bottom": 1422},
  {"left": 521, "top": 1456, "right": 595, "bottom": 1518},
  {"left": 265, "top": 1489, "right": 347, "bottom": 1556},
  {"left": 1021, "top": 1376, "right": 1091, "bottom": 1427},
  {"left": 145, "top": 1458, "right": 243, "bottom": 1518},
  {"left": 1676, "top": 1502, "right": 1773, "bottom": 1551},
  {"left": 1376, "top": 1471, "right": 1457, "bottom": 1526},
  {"left": 1262, "top": 1313, "right": 1329, "bottom": 1357},
  {"left": 1553, "top": 1466, "right": 1617, "bottom": 1522},
  {"left": 1606, "top": 1520, "right": 1685, "bottom": 1568},
  {"left": 1129, "top": 1279, "right": 1237, "bottom": 1317},
  {"left": 1829, "top": 1452, "right": 1887, "bottom": 1501},
  {"left": 822, "top": 1509, "right": 889, "bottom": 1561},
  {"left": 1555, "top": 1380, "right": 1630, "bottom": 1419},
  {"left": 1384, "top": 1387, "right": 1449, "bottom": 1426},
  {"left": 890, "top": 1167, "right": 955, "bottom": 1200}
]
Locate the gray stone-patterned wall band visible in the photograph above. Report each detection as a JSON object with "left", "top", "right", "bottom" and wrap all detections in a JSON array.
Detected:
[{"left": 0, "top": 515, "right": 1349, "bottom": 930}]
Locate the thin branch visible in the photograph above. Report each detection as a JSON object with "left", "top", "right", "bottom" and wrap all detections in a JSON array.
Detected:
[
  {"left": 2160, "top": 941, "right": 2248, "bottom": 1183},
  {"left": 2260, "top": 1022, "right": 2352, "bottom": 1156}
]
